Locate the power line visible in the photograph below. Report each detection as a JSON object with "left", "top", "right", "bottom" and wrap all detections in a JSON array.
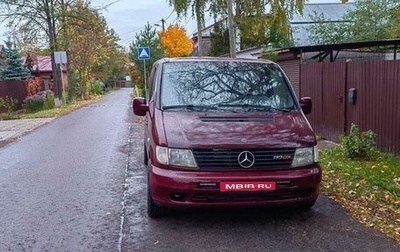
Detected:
[
  {"left": 119, "top": 26, "right": 145, "bottom": 37},
  {"left": 165, "top": 10, "right": 174, "bottom": 21},
  {"left": 118, "top": 10, "right": 176, "bottom": 47}
]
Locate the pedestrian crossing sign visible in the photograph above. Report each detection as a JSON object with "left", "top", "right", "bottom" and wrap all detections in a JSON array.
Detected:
[{"left": 138, "top": 47, "right": 150, "bottom": 60}]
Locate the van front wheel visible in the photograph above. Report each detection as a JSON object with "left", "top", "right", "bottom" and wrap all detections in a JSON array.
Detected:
[
  {"left": 147, "top": 181, "right": 165, "bottom": 218},
  {"left": 298, "top": 199, "right": 317, "bottom": 210},
  {"left": 143, "top": 142, "right": 148, "bottom": 165}
]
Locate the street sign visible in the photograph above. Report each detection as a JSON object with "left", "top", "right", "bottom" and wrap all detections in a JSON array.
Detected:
[
  {"left": 54, "top": 51, "right": 67, "bottom": 64},
  {"left": 137, "top": 47, "right": 150, "bottom": 60}
]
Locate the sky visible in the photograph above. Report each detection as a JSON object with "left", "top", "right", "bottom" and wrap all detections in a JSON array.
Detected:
[
  {"left": 0, "top": 0, "right": 204, "bottom": 49},
  {"left": 92, "top": 0, "right": 204, "bottom": 48},
  {"left": 0, "top": 0, "right": 344, "bottom": 49}
]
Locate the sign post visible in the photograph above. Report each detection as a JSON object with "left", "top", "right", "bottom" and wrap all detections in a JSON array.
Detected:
[
  {"left": 54, "top": 51, "right": 68, "bottom": 104},
  {"left": 137, "top": 47, "right": 151, "bottom": 95}
]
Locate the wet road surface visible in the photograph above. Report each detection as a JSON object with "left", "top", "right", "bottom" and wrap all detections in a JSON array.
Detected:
[
  {"left": 1, "top": 88, "right": 399, "bottom": 251},
  {"left": 122, "top": 118, "right": 400, "bottom": 252},
  {"left": 0, "top": 89, "right": 132, "bottom": 251}
]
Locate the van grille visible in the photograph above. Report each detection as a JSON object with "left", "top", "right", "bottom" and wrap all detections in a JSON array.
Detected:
[{"left": 192, "top": 149, "right": 295, "bottom": 169}]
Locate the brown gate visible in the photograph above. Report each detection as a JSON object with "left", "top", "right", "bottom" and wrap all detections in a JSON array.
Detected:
[
  {"left": 300, "top": 62, "right": 346, "bottom": 141},
  {"left": 300, "top": 60, "right": 400, "bottom": 154}
]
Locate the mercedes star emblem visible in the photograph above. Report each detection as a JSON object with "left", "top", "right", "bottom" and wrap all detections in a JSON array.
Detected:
[{"left": 237, "top": 151, "right": 255, "bottom": 168}]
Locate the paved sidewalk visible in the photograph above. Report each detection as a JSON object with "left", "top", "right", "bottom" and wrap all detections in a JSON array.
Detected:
[
  {"left": 0, "top": 118, "right": 55, "bottom": 146},
  {"left": 318, "top": 139, "right": 339, "bottom": 150}
]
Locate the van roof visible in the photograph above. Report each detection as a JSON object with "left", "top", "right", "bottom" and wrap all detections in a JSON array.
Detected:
[{"left": 155, "top": 57, "right": 275, "bottom": 65}]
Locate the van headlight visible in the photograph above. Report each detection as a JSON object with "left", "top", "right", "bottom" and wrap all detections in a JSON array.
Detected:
[
  {"left": 156, "top": 146, "right": 198, "bottom": 168},
  {"left": 292, "top": 146, "right": 319, "bottom": 167}
]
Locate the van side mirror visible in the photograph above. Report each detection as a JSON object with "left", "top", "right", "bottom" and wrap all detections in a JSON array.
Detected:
[
  {"left": 132, "top": 97, "right": 149, "bottom": 116},
  {"left": 300, "top": 97, "right": 312, "bottom": 115}
]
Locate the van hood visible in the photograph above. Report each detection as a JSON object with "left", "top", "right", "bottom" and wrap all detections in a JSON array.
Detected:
[{"left": 162, "top": 111, "right": 316, "bottom": 149}]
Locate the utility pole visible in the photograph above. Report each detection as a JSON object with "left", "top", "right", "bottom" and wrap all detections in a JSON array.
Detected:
[
  {"left": 161, "top": 18, "right": 165, "bottom": 31},
  {"left": 227, "top": 0, "right": 236, "bottom": 58},
  {"left": 154, "top": 19, "right": 166, "bottom": 32}
]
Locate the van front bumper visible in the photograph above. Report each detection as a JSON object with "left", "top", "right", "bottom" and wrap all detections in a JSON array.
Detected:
[{"left": 149, "top": 164, "right": 322, "bottom": 208}]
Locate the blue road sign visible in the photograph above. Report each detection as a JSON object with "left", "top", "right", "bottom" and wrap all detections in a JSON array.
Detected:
[{"left": 138, "top": 47, "right": 150, "bottom": 60}]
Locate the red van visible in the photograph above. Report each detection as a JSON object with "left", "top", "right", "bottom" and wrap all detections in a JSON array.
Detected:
[{"left": 133, "top": 57, "right": 321, "bottom": 217}]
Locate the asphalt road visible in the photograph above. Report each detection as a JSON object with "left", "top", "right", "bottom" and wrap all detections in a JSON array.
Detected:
[
  {"left": 0, "top": 89, "right": 132, "bottom": 251},
  {"left": 1, "top": 89, "right": 399, "bottom": 252}
]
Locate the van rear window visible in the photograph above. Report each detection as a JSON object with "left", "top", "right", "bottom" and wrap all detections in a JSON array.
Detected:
[{"left": 160, "top": 61, "right": 295, "bottom": 110}]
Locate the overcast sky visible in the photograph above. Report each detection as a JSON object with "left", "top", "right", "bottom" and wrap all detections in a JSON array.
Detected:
[
  {"left": 0, "top": 0, "right": 343, "bottom": 49},
  {"left": 93, "top": 0, "right": 203, "bottom": 48},
  {"left": 0, "top": 0, "right": 202, "bottom": 49}
]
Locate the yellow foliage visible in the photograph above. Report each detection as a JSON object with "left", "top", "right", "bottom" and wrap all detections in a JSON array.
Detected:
[{"left": 159, "top": 24, "right": 193, "bottom": 57}]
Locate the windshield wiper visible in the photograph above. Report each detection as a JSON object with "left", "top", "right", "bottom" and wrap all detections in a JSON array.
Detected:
[
  {"left": 217, "top": 104, "right": 293, "bottom": 112},
  {"left": 162, "top": 104, "right": 218, "bottom": 111}
]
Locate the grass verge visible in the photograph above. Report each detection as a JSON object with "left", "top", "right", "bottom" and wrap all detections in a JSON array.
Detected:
[
  {"left": 0, "top": 96, "right": 103, "bottom": 120},
  {"left": 320, "top": 147, "right": 400, "bottom": 242}
]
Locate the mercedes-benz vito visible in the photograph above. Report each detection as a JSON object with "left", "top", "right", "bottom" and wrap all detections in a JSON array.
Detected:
[{"left": 133, "top": 57, "right": 321, "bottom": 217}]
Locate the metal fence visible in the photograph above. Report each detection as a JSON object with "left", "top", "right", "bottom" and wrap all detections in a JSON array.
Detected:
[
  {"left": 301, "top": 60, "right": 400, "bottom": 154},
  {"left": 0, "top": 80, "right": 27, "bottom": 110}
]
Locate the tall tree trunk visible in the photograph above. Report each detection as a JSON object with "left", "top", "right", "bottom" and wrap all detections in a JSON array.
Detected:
[
  {"left": 227, "top": 0, "right": 236, "bottom": 57},
  {"left": 43, "top": 0, "right": 63, "bottom": 100},
  {"left": 195, "top": 0, "right": 203, "bottom": 57}
]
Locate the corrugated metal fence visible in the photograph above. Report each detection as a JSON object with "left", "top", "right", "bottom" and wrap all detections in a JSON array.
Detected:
[
  {"left": 0, "top": 80, "right": 27, "bottom": 110},
  {"left": 301, "top": 60, "right": 400, "bottom": 154}
]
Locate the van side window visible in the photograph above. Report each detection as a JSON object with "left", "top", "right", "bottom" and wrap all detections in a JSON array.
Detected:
[{"left": 147, "top": 66, "right": 157, "bottom": 101}]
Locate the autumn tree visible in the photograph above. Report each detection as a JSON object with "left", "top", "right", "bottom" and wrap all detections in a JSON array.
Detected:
[
  {"left": 128, "top": 64, "right": 142, "bottom": 86},
  {"left": 160, "top": 24, "right": 193, "bottom": 57},
  {"left": 63, "top": 1, "right": 125, "bottom": 99},
  {"left": 168, "top": 0, "right": 208, "bottom": 56},
  {"left": 0, "top": 0, "right": 84, "bottom": 98}
]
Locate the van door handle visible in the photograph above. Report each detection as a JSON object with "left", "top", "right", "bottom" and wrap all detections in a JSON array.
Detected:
[{"left": 338, "top": 95, "right": 343, "bottom": 103}]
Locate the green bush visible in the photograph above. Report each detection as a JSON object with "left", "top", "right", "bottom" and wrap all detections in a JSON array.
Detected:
[
  {"left": 92, "top": 80, "right": 105, "bottom": 95},
  {"left": 0, "top": 96, "right": 19, "bottom": 119},
  {"left": 67, "top": 73, "right": 80, "bottom": 102},
  {"left": 43, "top": 91, "right": 55, "bottom": 110},
  {"left": 24, "top": 90, "right": 55, "bottom": 113},
  {"left": 24, "top": 94, "right": 44, "bottom": 113},
  {"left": 339, "top": 123, "right": 377, "bottom": 160},
  {"left": 135, "top": 83, "right": 145, "bottom": 97}
]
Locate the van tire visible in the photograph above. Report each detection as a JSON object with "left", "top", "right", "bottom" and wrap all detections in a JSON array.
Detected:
[
  {"left": 143, "top": 142, "right": 148, "bottom": 165},
  {"left": 298, "top": 199, "right": 317, "bottom": 209},
  {"left": 147, "top": 178, "right": 165, "bottom": 218}
]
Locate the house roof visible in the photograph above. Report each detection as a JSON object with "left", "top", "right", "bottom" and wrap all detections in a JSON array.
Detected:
[
  {"left": 35, "top": 56, "right": 52, "bottom": 72},
  {"left": 23, "top": 55, "right": 53, "bottom": 72},
  {"left": 291, "top": 3, "right": 355, "bottom": 24},
  {"left": 192, "top": 19, "right": 225, "bottom": 39},
  {"left": 291, "top": 3, "right": 356, "bottom": 46}
]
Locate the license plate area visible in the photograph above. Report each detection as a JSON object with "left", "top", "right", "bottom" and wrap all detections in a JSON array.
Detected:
[{"left": 220, "top": 182, "right": 276, "bottom": 192}]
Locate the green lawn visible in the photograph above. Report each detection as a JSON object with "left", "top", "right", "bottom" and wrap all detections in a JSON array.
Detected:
[{"left": 320, "top": 147, "right": 400, "bottom": 242}]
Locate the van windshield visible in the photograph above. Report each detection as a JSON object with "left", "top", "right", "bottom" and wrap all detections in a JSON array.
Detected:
[{"left": 160, "top": 61, "right": 296, "bottom": 111}]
